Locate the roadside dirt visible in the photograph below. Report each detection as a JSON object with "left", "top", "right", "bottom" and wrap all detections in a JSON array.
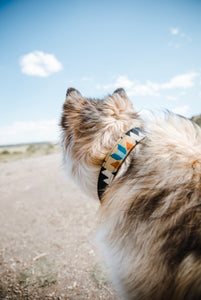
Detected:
[{"left": 0, "top": 153, "right": 120, "bottom": 299}]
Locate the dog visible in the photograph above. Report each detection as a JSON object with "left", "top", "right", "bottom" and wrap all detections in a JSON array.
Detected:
[{"left": 60, "top": 87, "right": 201, "bottom": 300}]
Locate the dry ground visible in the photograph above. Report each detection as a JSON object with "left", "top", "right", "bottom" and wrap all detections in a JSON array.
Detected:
[{"left": 0, "top": 152, "right": 120, "bottom": 299}]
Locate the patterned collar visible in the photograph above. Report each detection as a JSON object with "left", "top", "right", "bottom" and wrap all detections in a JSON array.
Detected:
[{"left": 97, "top": 127, "right": 146, "bottom": 201}]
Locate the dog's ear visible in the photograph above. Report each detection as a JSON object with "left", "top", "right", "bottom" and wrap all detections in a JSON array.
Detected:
[
  {"left": 104, "top": 87, "right": 134, "bottom": 117},
  {"left": 113, "top": 88, "right": 127, "bottom": 97},
  {"left": 66, "top": 87, "right": 82, "bottom": 100}
]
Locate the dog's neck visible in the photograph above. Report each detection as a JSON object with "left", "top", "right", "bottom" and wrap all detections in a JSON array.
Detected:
[{"left": 97, "top": 127, "right": 146, "bottom": 201}]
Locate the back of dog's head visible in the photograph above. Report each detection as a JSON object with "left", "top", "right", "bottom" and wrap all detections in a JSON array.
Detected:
[{"left": 60, "top": 87, "right": 142, "bottom": 198}]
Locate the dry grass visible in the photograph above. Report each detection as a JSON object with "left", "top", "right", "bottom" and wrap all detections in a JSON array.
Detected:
[{"left": 0, "top": 142, "right": 60, "bottom": 162}]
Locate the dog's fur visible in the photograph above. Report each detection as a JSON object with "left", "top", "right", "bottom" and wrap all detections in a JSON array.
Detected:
[{"left": 61, "top": 87, "right": 201, "bottom": 300}]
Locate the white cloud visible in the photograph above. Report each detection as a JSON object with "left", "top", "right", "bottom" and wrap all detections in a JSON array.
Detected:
[
  {"left": 160, "top": 72, "right": 198, "bottom": 89},
  {"left": 104, "top": 75, "right": 133, "bottom": 90},
  {"left": 0, "top": 119, "right": 59, "bottom": 145},
  {"left": 102, "top": 72, "right": 199, "bottom": 97},
  {"left": 170, "top": 27, "right": 179, "bottom": 35},
  {"left": 20, "top": 51, "right": 63, "bottom": 77},
  {"left": 103, "top": 76, "right": 159, "bottom": 96},
  {"left": 128, "top": 81, "right": 160, "bottom": 97},
  {"left": 172, "top": 105, "right": 190, "bottom": 116}
]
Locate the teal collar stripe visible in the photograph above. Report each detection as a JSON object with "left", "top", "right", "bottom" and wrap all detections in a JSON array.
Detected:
[{"left": 97, "top": 127, "right": 146, "bottom": 201}]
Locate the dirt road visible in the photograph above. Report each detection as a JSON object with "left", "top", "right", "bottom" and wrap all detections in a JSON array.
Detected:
[{"left": 0, "top": 153, "right": 119, "bottom": 299}]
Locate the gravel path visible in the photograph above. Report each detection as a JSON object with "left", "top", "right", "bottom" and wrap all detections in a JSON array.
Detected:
[{"left": 0, "top": 153, "right": 119, "bottom": 299}]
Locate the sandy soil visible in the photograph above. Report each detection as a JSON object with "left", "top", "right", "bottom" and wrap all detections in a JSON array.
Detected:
[{"left": 0, "top": 153, "right": 120, "bottom": 299}]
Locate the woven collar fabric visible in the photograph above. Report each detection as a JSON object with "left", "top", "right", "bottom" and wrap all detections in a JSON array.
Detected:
[{"left": 97, "top": 127, "right": 145, "bottom": 201}]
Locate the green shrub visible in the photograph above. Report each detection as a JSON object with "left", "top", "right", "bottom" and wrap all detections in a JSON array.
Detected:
[{"left": 0, "top": 150, "right": 10, "bottom": 155}]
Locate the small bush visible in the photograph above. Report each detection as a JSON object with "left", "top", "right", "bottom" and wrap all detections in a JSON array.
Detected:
[
  {"left": 26, "top": 144, "right": 39, "bottom": 153},
  {"left": 0, "top": 150, "right": 10, "bottom": 155}
]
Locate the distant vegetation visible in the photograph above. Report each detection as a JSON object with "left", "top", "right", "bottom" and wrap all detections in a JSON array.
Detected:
[
  {"left": 26, "top": 143, "right": 55, "bottom": 154},
  {"left": 0, "top": 114, "right": 201, "bottom": 163},
  {"left": 0, "top": 142, "right": 60, "bottom": 162},
  {"left": 191, "top": 114, "right": 201, "bottom": 127}
]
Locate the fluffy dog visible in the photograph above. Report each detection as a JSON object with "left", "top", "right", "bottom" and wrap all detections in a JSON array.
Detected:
[{"left": 60, "top": 87, "right": 201, "bottom": 300}]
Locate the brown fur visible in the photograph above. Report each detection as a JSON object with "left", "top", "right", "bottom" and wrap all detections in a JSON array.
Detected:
[{"left": 61, "top": 87, "right": 201, "bottom": 300}]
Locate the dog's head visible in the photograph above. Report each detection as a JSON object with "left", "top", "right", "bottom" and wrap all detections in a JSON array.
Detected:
[{"left": 60, "top": 87, "right": 141, "bottom": 199}]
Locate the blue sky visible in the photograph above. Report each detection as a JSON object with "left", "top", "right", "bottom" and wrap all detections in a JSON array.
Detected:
[{"left": 0, "top": 0, "right": 201, "bottom": 145}]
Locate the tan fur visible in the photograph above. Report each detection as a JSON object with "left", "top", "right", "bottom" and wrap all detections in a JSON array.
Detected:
[{"left": 61, "top": 88, "right": 201, "bottom": 300}]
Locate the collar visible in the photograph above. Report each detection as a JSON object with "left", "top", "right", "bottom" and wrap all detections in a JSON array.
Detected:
[{"left": 97, "top": 127, "right": 145, "bottom": 201}]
